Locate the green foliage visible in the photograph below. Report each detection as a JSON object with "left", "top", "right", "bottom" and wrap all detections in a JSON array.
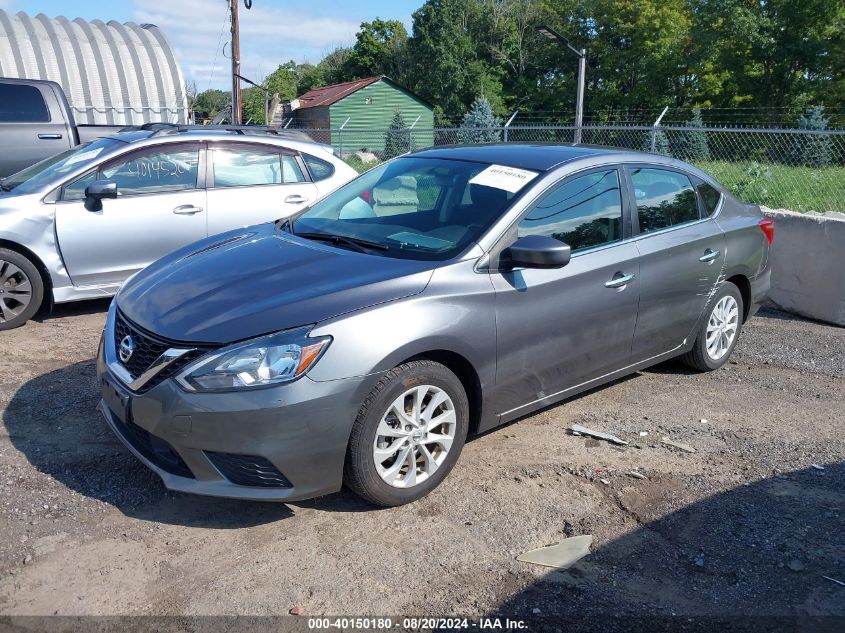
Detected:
[
  {"left": 194, "top": 89, "right": 229, "bottom": 120},
  {"left": 642, "top": 128, "right": 671, "bottom": 156},
  {"left": 458, "top": 95, "right": 503, "bottom": 143},
  {"left": 264, "top": 65, "right": 297, "bottom": 102},
  {"left": 795, "top": 106, "right": 832, "bottom": 167},
  {"left": 673, "top": 107, "right": 710, "bottom": 161},
  {"left": 383, "top": 111, "right": 411, "bottom": 159},
  {"left": 346, "top": 19, "right": 409, "bottom": 80},
  {"left": 241, "top": 87, "right": 267, "bottom": 124},
  {"left": 344, "top": 155, "right": 382, "bottom": 173}
]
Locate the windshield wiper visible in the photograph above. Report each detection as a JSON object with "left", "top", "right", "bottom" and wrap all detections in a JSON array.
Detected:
[
  {"left": 295, "top": 231, "right": 389, "bottom": 254},
  {"left": 0, "top": 179, "right": 10, "bottom": 192}
]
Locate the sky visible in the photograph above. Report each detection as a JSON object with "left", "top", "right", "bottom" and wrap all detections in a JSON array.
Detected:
[{"left": 3, "top": 0, "right": 421, "bottom": 90}]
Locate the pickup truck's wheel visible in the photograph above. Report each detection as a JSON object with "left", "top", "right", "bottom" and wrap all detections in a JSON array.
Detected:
[
  {"left": 0, "top": 248, "right": 43, "bottom": 331},
  {"left": 344, "top": 360, "right": 469, "bottom": 507},
  {"left": 681, "top": 281, "right": 744, "bottom": 371}
]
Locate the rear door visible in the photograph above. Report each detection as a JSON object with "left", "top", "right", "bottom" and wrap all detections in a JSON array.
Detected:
[
  {"left": 205, "top": 142, "right": 318, "bottom": 234},
  {"left": 0, "top": 82, "right": 71, "bottom": 177},
  {"left": 54, "top": 142, "right": 207, "bottom": 288},
  {"left": 626, "top": 165, "right": 726, "bottom": 359}
]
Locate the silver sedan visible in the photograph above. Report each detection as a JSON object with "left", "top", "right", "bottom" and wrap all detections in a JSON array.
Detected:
[{"left": 0, "top": 127, "right": 357, "bottom": 329}]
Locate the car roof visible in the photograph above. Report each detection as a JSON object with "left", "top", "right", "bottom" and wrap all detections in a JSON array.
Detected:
[
  {"left": 410, "top": 143, "right": 639, "bottom": 171},
  {"left": 105, "top": 126, "right": 327, "bottom": 150}
]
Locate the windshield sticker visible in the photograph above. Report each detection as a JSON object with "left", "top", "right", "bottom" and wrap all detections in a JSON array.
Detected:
[
  {"left": 469, "top": 164, "right": 538, "bottom": 193},
  {"left": 63, "top": 147, "right": 105, "bottom": 167}
]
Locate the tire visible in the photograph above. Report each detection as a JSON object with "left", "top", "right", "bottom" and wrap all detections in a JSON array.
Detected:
[
  {"left": 0, "top": 248, "right": 44, "bottom": 331},
  {"left": 680, "top": 281, "right": 744, "bottom": 372},
  {"left": 344, "top": 360, "right": 469, "bottom": 507}
]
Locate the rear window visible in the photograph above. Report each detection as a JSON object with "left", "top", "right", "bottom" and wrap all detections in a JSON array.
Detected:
[
  {"left": 303, "top": 153, "right": 335, "bottom": 181},
  {"left": 0, "top": 83, "right": 50, "bottom": 122},
  {"left": 696, "top": 181, "right": 722, "bottom": 216}
]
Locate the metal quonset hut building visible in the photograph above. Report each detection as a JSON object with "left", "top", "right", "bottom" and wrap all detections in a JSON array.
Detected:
[
  {"left": 291, "top": 75, "right": 434, "bottom": 155},
  {"left": 0, "top": 9, "right": 187, "bottom": 125}
]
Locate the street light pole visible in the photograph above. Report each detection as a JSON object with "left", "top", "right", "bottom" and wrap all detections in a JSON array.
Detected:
[
  {"left": 235, "top": 73, "right": 268, "bottom": 125},
  {"left": 538, "top": 25, "right": 586, "bottom": 144}
]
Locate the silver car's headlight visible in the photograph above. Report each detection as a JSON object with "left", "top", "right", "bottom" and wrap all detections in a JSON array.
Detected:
[{"left": 176, "top": 326, "right": 331, "bottom": 392}]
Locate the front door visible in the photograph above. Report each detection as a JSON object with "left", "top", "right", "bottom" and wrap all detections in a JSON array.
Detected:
[
  {"left": 205, "top": 143, "right": 318, "bottom": 235},
  {"left": 54, "top": 142, "right": 207, "bottom": 288},
  {"left": 626, "top": 166, "right": 726, "bottom": 359},
  {"left": 491, "top": 167, "right": 640, "bottom": 417}
]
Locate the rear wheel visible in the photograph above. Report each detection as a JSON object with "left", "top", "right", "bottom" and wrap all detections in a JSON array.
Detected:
[
  {"left": 681, "top": 282, "right": 743, "bottom": 371},
  {"left": 0, "top": 248, "right": 43, "bottom": 331},
  {"left": 344, "top": 360, "right": 469, "bottom": 507}
]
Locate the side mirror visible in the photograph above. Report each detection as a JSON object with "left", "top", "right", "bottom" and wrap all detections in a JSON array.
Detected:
[
  {"left": 84, "top": 180, "right": 117, "bottom": 212},
  {"left": 506, "top": 235, "right": 571, "bottom": 269}
]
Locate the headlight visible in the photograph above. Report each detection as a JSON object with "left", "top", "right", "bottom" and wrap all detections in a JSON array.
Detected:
[{"left": 176, "top": 326, "right": 331, "bottom": 392}]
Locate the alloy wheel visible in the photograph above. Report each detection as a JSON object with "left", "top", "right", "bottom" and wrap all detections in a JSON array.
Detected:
[
  {"left": 0, "top": 260, "right": 33, "bottom": 324},
  {"left": 705, "top": 295, "right": 739, "bottom": 361},
  {"left": 373, "top": 385, "right": 457, "bottom": 489}
]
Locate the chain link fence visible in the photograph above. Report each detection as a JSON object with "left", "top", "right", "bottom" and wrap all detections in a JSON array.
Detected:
[{"left": 293, "top": 124, "right": 845, "bottom": 213}]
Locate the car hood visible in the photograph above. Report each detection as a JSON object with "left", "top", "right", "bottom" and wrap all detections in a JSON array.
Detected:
[{"left": 117, "top": 224, "right": 437, "bottom": 344}]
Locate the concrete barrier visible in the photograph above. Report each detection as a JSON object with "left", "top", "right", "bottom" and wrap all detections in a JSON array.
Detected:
[{"left": 762, "top": 208, "right": 845, "bottom": 326}]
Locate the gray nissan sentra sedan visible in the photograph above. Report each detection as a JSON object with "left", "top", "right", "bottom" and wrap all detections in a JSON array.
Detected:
[{"left": 96, "top": 144, "right": 773, "bottom": 506}]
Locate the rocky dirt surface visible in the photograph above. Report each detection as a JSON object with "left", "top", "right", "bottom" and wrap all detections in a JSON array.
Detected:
[{"left": 0, "top": 302, "right": 843, "bottom": 629}]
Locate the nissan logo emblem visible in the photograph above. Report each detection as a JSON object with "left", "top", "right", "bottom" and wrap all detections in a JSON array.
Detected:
[{"left": 118, "top": 335, "right": 135, "bottom": 363}]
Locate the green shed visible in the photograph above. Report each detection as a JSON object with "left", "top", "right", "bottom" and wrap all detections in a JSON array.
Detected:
[{"left": 290, "top": 76, "right": 434, "bottom": 156}]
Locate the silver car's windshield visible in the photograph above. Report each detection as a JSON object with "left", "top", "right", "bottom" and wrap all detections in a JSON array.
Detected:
[
  {"left": 291, "top": 156, "right": 536, "bottom": 261},
  {"left": 1, "top": 138, "right": 123, "bottom": 194}
]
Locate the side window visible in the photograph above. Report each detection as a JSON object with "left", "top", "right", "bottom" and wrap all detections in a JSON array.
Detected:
[
  {"left": 101, "top": 146, "right": 199, "bottom": 196},
  {"left": 0, "top": 84, "right": 50, "bottom": 122},
  {"left": 61, "top": 169, "right": 97, "bottom": 202},
  {"left": 631, "top": 168, "right": 700, "bottom": 234},
  {"left": 696, "top": 181, "right": 722, "bottom": 216},
  {"left": 303, "top": 153, "right": 335, "bottom": 181},
  {"left": 213, "top": 147, "right": 282, "bottom": 187},
  {"left": 518, "top": 169, "right": 624, "bottom": 252},
  {"left": 281, "top": 154, "right": 306, "bottom": 183}
]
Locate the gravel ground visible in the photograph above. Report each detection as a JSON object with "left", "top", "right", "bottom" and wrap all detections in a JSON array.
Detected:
[{"left": 0, "top": 302, "right": 843, "bottom": 628}]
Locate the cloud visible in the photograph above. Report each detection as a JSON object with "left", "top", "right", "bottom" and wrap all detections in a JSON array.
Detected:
[{"left": 132, "top": 0, "right": 359, "bottom": 90}]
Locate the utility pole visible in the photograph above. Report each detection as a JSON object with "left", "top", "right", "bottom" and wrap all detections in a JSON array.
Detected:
[
  {"left": 230, "top": 0, "right": 242, "bottom": 124},
  {"left": 538, "top": 26, "right": 587, "bottom": 144}
]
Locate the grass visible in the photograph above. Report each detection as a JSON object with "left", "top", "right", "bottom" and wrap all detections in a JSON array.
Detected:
[
  {"left": 693, "top": 160, "right": 845, "bottom": 213},
  {"left": 344, "top": 155, "right": 382, "bottom": 173}
]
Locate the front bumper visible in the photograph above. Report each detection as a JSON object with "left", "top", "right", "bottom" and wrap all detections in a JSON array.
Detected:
[{"left": 96, "top": 327, "right": 369, "bottom": 502}]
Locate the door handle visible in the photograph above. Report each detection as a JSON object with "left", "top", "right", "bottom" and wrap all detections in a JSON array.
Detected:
[
  {"left": 699, "top": 248, "right": 721, "bottom": 263},
  {"left": 38, "top": 133, "right": 63, "bottom": 140},
  {"left": 605, "top": 273, "right": 636, "bottom": 288},
  {"left": 284, "top": 194, "right": 309, "bottom": 204},
  {"left": 172, "top": 204, "right": 203, "bottom": 215}
]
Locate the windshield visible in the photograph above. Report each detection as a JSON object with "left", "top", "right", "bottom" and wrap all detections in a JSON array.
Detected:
[
  {"left": 291, "top": 156, "right": 538, "bottom": 260},
  {"left": 1, "top": 138, "right": 122, "bottom": 194}
]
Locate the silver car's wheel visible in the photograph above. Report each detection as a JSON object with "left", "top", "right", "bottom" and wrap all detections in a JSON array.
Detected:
[
  {"left": 705, "top": 295, "right": 739, "bottom": 361},
  {"left": 373, "top": 385, "right": 457, "bottom": 489},
  {"left": 680, "top": 281, "right": 744, "bottom": 372},
  {"left": 0, "top": 249, "right": 43, "bottom": 331},
  {"left": 344, "top": 360, "right": 469, "bottom": 507}
]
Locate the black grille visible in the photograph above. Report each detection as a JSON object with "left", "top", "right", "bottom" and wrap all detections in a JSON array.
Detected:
[
  {"left": 205, "top": 452, "right": 292, "bottom": 488},
  {"left": 110, "top": 410, "right": 194, "bottom": 479},
  {"left": 113, "top": 311, "right": 212, "bottom": 393}
]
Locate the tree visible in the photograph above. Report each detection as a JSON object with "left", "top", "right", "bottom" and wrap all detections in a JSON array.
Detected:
[
  {"left": 673, "top": 107, "right": 710, "bottom": 161},
  {"left": 642, "top": 128, "right": 670, "bottom": 156},
  {"left": 193, "top": 89, "right": 229, "bottom": 120},
  {"left": 346, "top": 19, "right": 409, "bottom": 81},
  {"left": 383, "top": 111, "right": 411, "bottom": 159},
  {"left": 458, "top": 95, "right": 502, "bottom": 143},
  {"left": 241, "top": 86, "right": 267, "bottom": 124},
  {"left": 264, "top": 65, "right": 297, "bottom": 102},
  {"left": 794, "top": 106, "right": 832, "bottom": 167}
]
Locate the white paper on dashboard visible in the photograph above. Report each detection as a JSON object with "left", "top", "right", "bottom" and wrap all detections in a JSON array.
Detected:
[
  {"left": 63, "top": 147, "right": 105, "bottom": 166},
  {"left": 468, "top": 164, "right": 539, "bottom": 193}
]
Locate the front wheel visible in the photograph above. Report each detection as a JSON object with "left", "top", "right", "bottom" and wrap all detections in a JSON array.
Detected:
[
  {"left": 0, "top": 248, "right": 44, "bottom": 331},
  {"left": 681, "top": 282, "right": 744, "bottom": 371},
  {"left": 344, "top": 360, "right": 469, "bottom": 507}
]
